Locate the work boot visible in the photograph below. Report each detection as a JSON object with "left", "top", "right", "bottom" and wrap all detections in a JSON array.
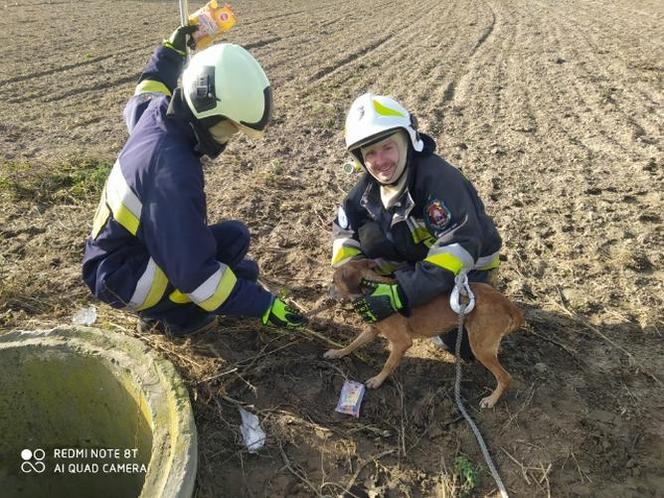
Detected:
[
  {"left": 137, "top": 314, "right": 218, "bottom": 338},
  {"left": 430, "top": 328, "right": 475, "bottom": 362}
]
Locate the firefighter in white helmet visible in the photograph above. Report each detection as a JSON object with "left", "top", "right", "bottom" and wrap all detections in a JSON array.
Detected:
[
  {"left": 332, "top": 93, "right": 502, "bottom": 350},
  {"left": 83, "top": 25, "right": 306, "bottom": 337}
]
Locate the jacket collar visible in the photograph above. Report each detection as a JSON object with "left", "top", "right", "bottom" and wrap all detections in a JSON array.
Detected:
[{"left": 360, "top": 170, "right": 416, "bottom": 226}]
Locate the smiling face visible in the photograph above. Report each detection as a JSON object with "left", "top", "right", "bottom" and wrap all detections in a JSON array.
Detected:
[{"left": 361, "top": 136, "right": 401, "bottom": 184}]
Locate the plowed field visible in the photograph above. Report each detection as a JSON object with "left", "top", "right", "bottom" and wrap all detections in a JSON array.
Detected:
[{"left": 1, "top": 0, "right": 663, "bottom": 496}]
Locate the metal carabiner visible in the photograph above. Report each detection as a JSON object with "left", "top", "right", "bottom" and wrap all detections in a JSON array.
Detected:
[{"left": 450, "top": 272, "right": 475, "bottom": 315}]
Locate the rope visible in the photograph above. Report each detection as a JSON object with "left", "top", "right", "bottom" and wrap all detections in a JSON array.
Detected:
[
  {"left": 453, "top": 275, "right": 509, "bottom": 498},
  {"left": 304, "top": 298, "right": 336, "bottom": 318}
]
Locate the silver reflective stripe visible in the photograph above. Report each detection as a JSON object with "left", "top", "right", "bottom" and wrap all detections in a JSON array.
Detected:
[
  {"left": 474, "top": 251, "right": 500, "bottom": 269},
  {"left": 405, "top": 217, "right": 423, "bottom": 233},
  {"left": 106, "top": 160, "right": 142, "bottom": 221},
  {"left": 427, "top": 242, "right": 475, "bottom": 268},
  {"left": 188, "top": 264, "right": 226, "bottom": 304},
  {"left": 129, "top": 258, "right": 158, "bottom": 309},
  {"left": 333, "top": 236, "right": 361, "bottom": 252}
]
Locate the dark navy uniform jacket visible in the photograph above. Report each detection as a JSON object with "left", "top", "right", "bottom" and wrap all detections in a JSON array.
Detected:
[
  {"left": 82, "top": 45, "right": 272, "bottom": 317},
  {"left": 332, "top": 135, "right": 502, "bottom": 308}
]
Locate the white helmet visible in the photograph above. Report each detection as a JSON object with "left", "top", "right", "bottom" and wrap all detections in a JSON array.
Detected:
[
  {"left": 344, "top": 93, "right": 423, "bottom": 161},
  {"left": 182, "top": 43, "right": 272, "bottom": 138}
]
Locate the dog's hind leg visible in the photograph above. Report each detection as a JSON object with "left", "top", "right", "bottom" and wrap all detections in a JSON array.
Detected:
[
  {"left": 472, "top": 345, "right": 512, "bottom": 408},
  {"left": 324, "top": 327, "right": 379, "bottom": 360}
]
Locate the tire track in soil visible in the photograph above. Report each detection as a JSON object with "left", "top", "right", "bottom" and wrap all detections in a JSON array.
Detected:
[
  {"left": 534, "top": 0, "right": 662, "bottom": 157},
  {"left": 307, "top": 34, "right": 396, "bottom": 83},
  {"left": 0, "top": 46, "right": 147, "bottom": 87},
  {"left": 297, "top": 0, "right": 450, "bottom": 94},
  {"left": 338, "top": 0, "right": 497, "bottom": 143},
  {"left": 438, "top": 0, "right": 498, "bottom": 106},
  {"left": 420, "top": 0, "right": 502, "bottom": 138},
  {"left": 537, "top": 0, "right": 663, "bottom": 109},
  {"left": 265, "top": 0, "right": 439, "bottom": 88},
  {"left": 304, "top": 0, "right": 439, "bottom": 77},
  {"left": 238, "top": 0, "right": 411, "bottom": 86},
  {"left": 491, "top": 0, "right": 662, "bottom": 348},
  {"left": 310, "top": 0, "right": 460, "bottom": 100}
]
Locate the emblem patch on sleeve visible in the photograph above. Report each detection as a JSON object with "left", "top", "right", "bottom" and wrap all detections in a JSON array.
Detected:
[
  {"left": 337, "top": 206, "right": 349, "bottom": 229},
  {"left": 425, "top": 199, "right": 452, "bottom": 234}
]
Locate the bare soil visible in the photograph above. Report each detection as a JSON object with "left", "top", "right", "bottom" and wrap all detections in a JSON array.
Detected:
[{"left": 1, "top": 0, "right": 663, "bottom": 496}]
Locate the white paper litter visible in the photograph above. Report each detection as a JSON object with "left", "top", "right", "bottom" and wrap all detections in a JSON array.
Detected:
[
  {"left": 239, "top": 407, "right": 266, "bottom": 453},
  {"left": 72, "top": 305, "right": 97, "bottom": 326}
]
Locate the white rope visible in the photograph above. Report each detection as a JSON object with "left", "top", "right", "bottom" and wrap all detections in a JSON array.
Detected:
[{"left": 452, "top": 273, "right": 509, "bottom": 498}]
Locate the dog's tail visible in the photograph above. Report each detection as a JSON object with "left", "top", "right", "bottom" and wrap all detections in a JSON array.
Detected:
[{"left": 506, "top": 301, "right": 525, "bottom": 334}]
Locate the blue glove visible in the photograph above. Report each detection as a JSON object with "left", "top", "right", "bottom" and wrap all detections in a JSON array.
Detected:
[{"left": 353, "top": 280, "right": 406, "bottom": 323}]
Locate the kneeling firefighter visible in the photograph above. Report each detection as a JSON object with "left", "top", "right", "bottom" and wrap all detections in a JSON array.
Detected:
[
  {"left": 82, "top": 25, "right": 306, "bottom": 336},
  {"left": 332, "top": 93, "right": 502, "bottom": 349}
]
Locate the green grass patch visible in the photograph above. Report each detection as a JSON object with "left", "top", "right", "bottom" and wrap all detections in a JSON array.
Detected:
[
  {"left": 453, "top": 455, "right": 479, "bottom": 497},
  {"left": 0, "top": 156, "right": 112, "bottom": 205}
]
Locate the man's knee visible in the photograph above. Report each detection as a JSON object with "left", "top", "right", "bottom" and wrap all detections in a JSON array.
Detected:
[{"left": 209, "top": 220, "right": 251, "bottom": 265}]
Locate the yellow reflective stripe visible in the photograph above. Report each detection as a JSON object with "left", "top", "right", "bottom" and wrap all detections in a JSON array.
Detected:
[
  {"left": 106, "top": 160, "right": 142, "bottom": 235},
  {"left": 332, "top": 237, "right": 362, "bottom": 267},
  {"left": 113, "top": 204, "right": 140, "bottom": 235},
  {"left": 331, "top": 246, "right": 362, "bottom": 267},
  {"left": 134, "top": 79, "right": 171, "bottom": 97},
  {"left": 475, "top": 253, "right": 501, "bottom": 271},
  {"left": 91, "top": 184, "right": 111, "bottom": 239},
  {"left": 162, "top": 41, "right": 186, "bottom": 57},
  {"left": 129, "top": 259, "right": 168, "bottom": 311},
  {"left": 136, "top": 266, "right": 168, "bottom": 311},
  {"left": 424, "top": 252, "right": 465, "bottom": 274},
  {"left": 372, "top": 98, "right": 405, "bottom": 118},
  {"left": 405, "top": 218, "right": 435, "bottom": 247},
  {"left": 426, "top": 243, "right": 474, "bottom": 274},
  {"left": 412, "top": 226, "right": 431, "bottom": 243},
  {"left": 169, "top": 289, "right": 192, "bottom": 304},
  {"left": 196, "top": 268, "right": 237, "bottom": 311}
]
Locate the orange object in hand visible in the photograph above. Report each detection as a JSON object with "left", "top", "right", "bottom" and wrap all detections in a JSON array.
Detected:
[{"left": 189, "top": 1, "right": 237, "bottom": 50}]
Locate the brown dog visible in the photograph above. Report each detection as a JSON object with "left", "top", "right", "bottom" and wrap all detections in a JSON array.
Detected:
[{"left": 325, "top": 260, "right": 524, "bottom": 408}]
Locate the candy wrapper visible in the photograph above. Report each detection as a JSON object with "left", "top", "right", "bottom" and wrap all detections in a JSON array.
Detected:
[{"left": 335, "top": 380, "right": 366, "bottom": 418}]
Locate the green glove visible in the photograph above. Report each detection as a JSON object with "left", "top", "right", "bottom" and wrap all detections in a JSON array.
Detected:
[
  {"left": 261, "top": 298, "right": 308, "bottom": 329},
  {"left": 163, "top": 24, "right": 198, "bottom": 55},
  {"left": 353, "top": 280, "right": 406, "bottom": 323}
]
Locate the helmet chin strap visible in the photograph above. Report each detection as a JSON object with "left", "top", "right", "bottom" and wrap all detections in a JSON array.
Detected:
[{"left": 166, "top": 88, "right": 229, "bottom": 159}]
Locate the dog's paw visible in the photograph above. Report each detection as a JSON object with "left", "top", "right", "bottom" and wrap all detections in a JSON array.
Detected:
[
  {"left": 365, "top": 376, "right": 384, "bottom": 389},
  {"left": 479, "top": 395, "right": 498, "bottom": 409},
  {"left": 323, "top": 349, "right": 345, "bottom": 359}
]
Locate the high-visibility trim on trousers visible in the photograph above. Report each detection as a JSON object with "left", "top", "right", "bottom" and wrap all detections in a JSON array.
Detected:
[
  {"left": 187, "top": 263, "right": 238, "bottom": 312},
  {"left": 129, "top": 258, "right": 168, "bottom": 311}
]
